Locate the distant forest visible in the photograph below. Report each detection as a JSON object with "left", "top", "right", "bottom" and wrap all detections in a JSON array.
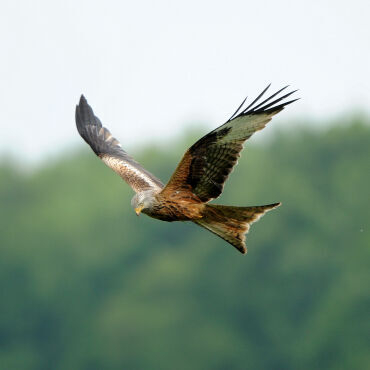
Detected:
[{"left": 0, "top": 118, "right": 369, "bottom": 370}]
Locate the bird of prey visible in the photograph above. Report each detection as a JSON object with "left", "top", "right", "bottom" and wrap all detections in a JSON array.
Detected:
[{"left": 76, "top": 85, "right": 297, "bottom": 254}]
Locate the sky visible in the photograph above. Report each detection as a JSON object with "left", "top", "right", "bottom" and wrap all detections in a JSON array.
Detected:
[{"left": 1, "top": 0, "right": 369, "bottom": 164}]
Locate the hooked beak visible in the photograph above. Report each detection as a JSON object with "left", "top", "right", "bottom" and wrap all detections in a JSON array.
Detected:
[{"left": 135, "top": 205, "right": 144, "bottom": 216}]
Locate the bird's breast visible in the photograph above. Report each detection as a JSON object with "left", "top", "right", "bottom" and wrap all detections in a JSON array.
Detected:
[{"left": 143, "top": 196, "right": 204, "bottom": 222}]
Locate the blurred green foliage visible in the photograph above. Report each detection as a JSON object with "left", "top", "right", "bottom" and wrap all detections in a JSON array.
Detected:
[{"left": 0, "top": 118, "right": 369, "bottom": 370}]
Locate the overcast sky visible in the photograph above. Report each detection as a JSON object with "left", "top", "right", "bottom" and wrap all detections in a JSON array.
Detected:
[{"left": 1, "top": 0, "right": 369, "bottom": 164}]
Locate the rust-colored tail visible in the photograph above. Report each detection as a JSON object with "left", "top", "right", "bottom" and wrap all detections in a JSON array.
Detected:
[{"left": 194, "top": 203, "right": 281, "bottom": 254}]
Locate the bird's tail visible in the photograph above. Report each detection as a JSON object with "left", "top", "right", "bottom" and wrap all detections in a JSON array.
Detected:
[{"left": 194, "top": 203, "right": 281, "bottom": 254}]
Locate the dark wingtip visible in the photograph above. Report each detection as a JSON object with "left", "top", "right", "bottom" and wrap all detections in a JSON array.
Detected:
[
  {"left": 75, "top": 94, "right": 98, "bottom": 136},
  {"left": 227, "top": 85, "right": 299, "bottom": 120},
  {"left": 283, "top": 97, "right": 300, "bottom": 106},
  {"left": 265, "top": 97, "right": 300, "bottom": 114},
  {"left": 227, "top": 95, "right": 248, "bottom": 122},
  {"left": 79, "top": 94, "right": 87, "bottom": 105},
  {"left": 241, "top": 84, "right": 271, "bottom": 113},
  {"left": 252, "top": 87, "right": 299, "bottom": 115}
]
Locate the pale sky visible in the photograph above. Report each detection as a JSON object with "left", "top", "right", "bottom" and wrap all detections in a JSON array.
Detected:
[{"left": 1, "top": 0, "right": 369, "bottom": 164}]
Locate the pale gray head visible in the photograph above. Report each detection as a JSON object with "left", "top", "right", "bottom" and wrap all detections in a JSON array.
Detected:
[{"left": 131, "top": 190, "right": 157, "bottom": 215}]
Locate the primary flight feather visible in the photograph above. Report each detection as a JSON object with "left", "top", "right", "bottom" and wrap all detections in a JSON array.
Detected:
[{"left": 76, "top": 85, "right": 298, "bottom": 254}]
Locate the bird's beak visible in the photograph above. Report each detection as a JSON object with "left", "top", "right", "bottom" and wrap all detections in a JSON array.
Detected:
[{"left": 135, "top": 205, "right": 144, "bottom": 216}]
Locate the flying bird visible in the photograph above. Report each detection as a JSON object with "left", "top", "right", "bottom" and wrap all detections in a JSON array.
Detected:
[{"left": 76, "top": 85, "right": 297, "bottom": 254}]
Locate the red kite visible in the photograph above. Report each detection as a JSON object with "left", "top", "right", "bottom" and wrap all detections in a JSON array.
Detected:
[{"left": 76, "top": 85, "right": 297, "bottom": 253}]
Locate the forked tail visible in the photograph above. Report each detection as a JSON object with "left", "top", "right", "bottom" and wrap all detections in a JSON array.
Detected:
[{"left": 194, "top": 203, "right": 281, "bottom": 254}]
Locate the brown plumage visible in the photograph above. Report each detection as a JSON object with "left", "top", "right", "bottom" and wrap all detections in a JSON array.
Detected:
[{"left": 76, "top": 85, "right": 298, "bottom": 254}]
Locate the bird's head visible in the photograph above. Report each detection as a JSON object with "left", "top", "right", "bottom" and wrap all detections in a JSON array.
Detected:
[{"left": 131, "top": 191, "right": 156, "bottom": 216}]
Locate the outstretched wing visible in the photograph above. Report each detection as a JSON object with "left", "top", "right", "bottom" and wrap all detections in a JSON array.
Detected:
[
  {"left": 75, "top": 95, "right": 164, "bottom": 193},
  {"left": 162, "top": 85, "right": 298, "bottom": 202}
]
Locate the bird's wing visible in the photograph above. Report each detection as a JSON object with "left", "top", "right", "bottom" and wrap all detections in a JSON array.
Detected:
[
  {"left": 161, "top": 85, "right": 298, "bottom": 202},
  {"left": 75, "top": 96, "right": 164, "bottom": 193}
]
